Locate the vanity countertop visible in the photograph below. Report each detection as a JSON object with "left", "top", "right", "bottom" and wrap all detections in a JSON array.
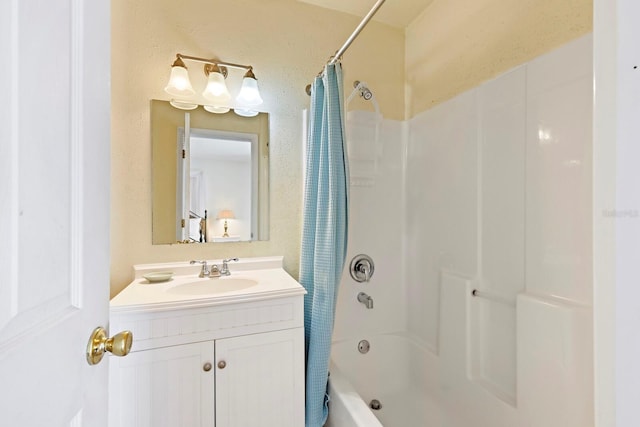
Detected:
[{"left": 111, "top": 256, "right": 306, "bottom": 313}]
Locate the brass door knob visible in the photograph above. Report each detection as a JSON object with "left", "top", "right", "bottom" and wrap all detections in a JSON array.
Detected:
[
  {"left": 203, "top": 362, "right": 212, "bottom": 372},
  {"left": 218, "top": 361, "right": 226, "bottom": 369},
  {"left": 86, "top": 327, "right": 133, "bottom": 366}
]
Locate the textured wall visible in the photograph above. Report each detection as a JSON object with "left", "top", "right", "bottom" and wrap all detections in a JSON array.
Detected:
[
  {"left": 405, "top": 0, "right": 592, "bottom": 117},
  {"left": 110, "top": 0, "right": 404, "bottom": 297}
]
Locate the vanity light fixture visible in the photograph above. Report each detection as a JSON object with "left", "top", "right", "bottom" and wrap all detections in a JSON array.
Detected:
[
  {"left": 164, "top": 57, "right": 195, "bottom": 97},
  {"left": 164, "top": 53, "right": 263, "bottom": 116},
  {"left": 169, "top": 99, "right": 198, "bottom": 110},
  {"left": 236, "top": 69, "right": 264, "bottom": 107}
]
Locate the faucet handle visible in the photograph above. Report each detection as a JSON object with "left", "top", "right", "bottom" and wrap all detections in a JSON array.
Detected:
[
  {"left": 349, "top": 255, "right": 375, "bottom": 283},
  {"left": 221, "top": 258, "right": 239, "bottom": 275},
  {"left": 190, "top": 260, "right": 209, "bottom": 277}
]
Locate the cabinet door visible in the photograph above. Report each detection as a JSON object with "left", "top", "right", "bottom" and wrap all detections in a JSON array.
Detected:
[
  {"left": 109, "top": 341, "right": 215, "bottom": 427},
  {"left": 215, "top": 328, "right": 305, "bottom": 426}
]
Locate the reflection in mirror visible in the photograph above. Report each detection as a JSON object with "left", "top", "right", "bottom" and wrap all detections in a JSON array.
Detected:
[
  {"left": 151, "top": 100, "right": 269, "bottom": 244},
  {"left": 182, "top": 129, "right": 257, "bottom": 242}
]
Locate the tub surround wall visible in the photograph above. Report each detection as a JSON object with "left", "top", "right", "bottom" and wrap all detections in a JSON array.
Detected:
[
  {"left": 405, "top": 0, "right": 593, "bottom": 117},
  {"left": 405, "top": 86, "right": 478, "bottom": 352},
  {"left": 439, "top": 274, "right": 520, "bottom": 426},
  {"left": 470, "top": 65, "right": 526, "bottom": 403},
  {"left": 406, "top": 35, "right": 593, "bottom": 426},
  {"left": 332, "top": 114, "right": 406, "bottom": 341},
  {"left": 329, "top": 334, "right": 441, "bottom": 426},
  {"left": 110, "top": 0, "right": 405, "bottom": 297},
  {"left": 331, "top": 31, "right": 594, "bottom": 427}
]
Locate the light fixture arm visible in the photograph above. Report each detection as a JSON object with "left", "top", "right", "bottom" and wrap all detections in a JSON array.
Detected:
[{"left": 175, "top": 53, "right": 252, "bottom": 73}]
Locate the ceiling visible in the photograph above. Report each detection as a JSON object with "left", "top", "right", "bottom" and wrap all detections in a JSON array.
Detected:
[{"left": 297, "top": 0, "right": 435, "bottom": 28}]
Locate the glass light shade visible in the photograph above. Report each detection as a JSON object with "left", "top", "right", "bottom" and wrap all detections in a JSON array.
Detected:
[
  {"left": 234, "top": 108, "right": 259, "bottom": 117},
  {"left": 204, "top": 104, "right": 231, "bottom": 114},
  {"left": 169, "top": 99, "right": 198, "bottom": 110},
  {"left": 236, "top": 76, "right": 263, "bottom": 107},
  {"left": 202, "top": 71, "right": 231, "bottom": 105},
  {"left": 164, "top": 65, "right": 195, "bottom": 97}
]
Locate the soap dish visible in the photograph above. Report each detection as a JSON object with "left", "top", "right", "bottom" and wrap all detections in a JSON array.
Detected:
[{"left": 143, "top": 272, "right": 173, "bottom": 283}]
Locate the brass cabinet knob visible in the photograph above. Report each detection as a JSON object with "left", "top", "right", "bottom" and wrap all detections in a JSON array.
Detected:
[
  {"left": 217, "top": 361, "right": 227, "bottom": 369},
  {"left": 203, "top": 362, "right": 212, "bottom": 372},
  {"left": 86, "top": 327, "right": 133, "bottom": 366}
]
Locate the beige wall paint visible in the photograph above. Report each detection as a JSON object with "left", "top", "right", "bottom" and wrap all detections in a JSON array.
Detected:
[
  {"left": 110, "top": 0, "right": 404, "bottom": 297},
  {"left": 405, "top": 0, "right": 592, "bottom": 117}
]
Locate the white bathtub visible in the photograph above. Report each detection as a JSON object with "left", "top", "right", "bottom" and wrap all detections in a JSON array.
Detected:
[{"left": 325, "top": 333, "right": 442, "bottom": 427}]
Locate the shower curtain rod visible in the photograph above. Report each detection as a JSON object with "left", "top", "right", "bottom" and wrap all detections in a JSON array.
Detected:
[
  {"left": 328, "top": 0, "right": 386, "bottom": 65},
  {"left": 305, "top": 0, "right": 386, "bottom": 95}
]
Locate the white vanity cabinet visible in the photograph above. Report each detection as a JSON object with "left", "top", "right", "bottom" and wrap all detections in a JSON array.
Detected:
[
  {"left": 109, "top": 341, "right": 216, "bottom": 426},
  {"left": 109, "top": 328, "right": 303, "bottom": 427},
  {"left": 215, "top": 328, "right": 302, "bottom": 426},
  {"left": 108, "top": 258, "right": 306, "bottom": 427}
]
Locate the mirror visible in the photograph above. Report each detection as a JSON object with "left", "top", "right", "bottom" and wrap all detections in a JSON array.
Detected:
[{"left": 151, "top": 100, "right": 269, "bottom": 244}]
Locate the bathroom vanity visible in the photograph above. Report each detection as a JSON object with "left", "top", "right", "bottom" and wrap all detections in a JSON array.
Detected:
[{"left": 108, "top": 257, "right": 306, "bottom": 427}]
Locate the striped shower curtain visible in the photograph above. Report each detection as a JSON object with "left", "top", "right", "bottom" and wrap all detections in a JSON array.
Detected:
[{"left": 300, "top": 63, "right": 349, "bottom": 427}]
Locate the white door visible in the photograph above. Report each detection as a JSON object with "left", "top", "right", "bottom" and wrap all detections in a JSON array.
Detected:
[{"left": 0, "top": 0, "right": 111, "bottom": 425}]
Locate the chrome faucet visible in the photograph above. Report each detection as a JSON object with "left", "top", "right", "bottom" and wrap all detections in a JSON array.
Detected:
[
  {"left": 357, "top": 292, "right": 374, "bottom": 309},
  {"left": 190, "top": 260, "right": 210, "bottom": 278},
  {"left": 220, "top": 258, "right": 239, "bottom": 276},
  {"left": 209, "top": 264, "right": 221, "bottom": 277}
]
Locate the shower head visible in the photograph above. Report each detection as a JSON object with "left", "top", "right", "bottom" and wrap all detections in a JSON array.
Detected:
[
  {"left": 353, "top": 81, "right": 373, "bottom": 100},
  {"left": 346, "top": 80, "right": 380, "bottom": 118}
]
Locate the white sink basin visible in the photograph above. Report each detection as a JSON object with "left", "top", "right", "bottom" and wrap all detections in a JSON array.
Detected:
[
  {"left": 110, "top": 257, "right": 308, "bottom": 311},
  {"left": 166, "top": 277, "right": 259, "bottom": 295}
]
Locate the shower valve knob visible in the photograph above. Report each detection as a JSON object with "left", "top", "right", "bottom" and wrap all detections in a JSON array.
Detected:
[{"left": 349, "top": 254, "right": 375, "bottom": 283}]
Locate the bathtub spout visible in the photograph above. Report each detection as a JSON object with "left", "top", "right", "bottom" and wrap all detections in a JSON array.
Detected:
[{"left": 357, "top": 292, "right": 374, "bottom": 309}]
